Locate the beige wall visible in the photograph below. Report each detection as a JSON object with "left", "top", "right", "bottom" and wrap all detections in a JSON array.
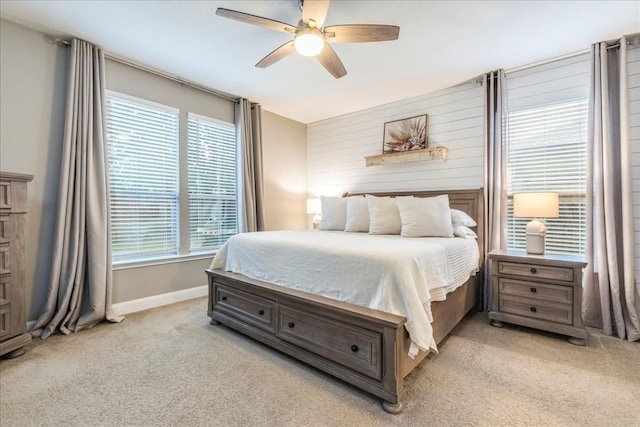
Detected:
[
  {"left": 261, "top": 110, "right": 307, "bottom": 231},
  {"left": 0, "top": 18, "right": 67, "bottom": 320},
  {"left": 112, "top": 258, "right": 211, "bottom": 304},
  {"left": 0, "top": 18, "right": 307, "bottom": 317},
  {"left": 105, "top": 60, "right": 235, "bottom": 123}
]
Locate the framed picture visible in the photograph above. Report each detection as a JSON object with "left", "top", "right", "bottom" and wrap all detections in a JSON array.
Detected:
[{"left": 382, "top": 114, "right": 428, "bottom": 153}]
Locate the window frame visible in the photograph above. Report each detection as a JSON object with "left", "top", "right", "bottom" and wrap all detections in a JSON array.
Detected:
[
  {"left": 106, "top": 91, "right": 181, "bottom": 265},
  {"left": 105, "top": 91, "right": 238, "bottom": 268},
  {"left": 186, "top": 112, "right": 238, "bottom": 254},
  {"left": 505, "top": 98, "right": 588, "bottom": 256}
]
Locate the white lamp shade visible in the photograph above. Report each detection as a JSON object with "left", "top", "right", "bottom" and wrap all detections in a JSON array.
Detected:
[
  {"left": 514, "top": 192, "right": 559, "bottom": 218},
  {"left": 306, "top": 198, "right": 321, "bottom": 214}
]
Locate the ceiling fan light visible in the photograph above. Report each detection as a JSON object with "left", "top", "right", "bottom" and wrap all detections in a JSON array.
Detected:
[{"left": 294, "top": 31, "right": 324, "bottom": 57}]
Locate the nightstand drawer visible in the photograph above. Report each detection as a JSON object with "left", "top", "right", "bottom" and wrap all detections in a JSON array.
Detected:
[
  {"left": 499, "top": 294, "right": 572, "bottom": 325},
  {"left": 498, "top": 261, "right": 574, "bottom": 282},
  {"left": 499, "top": 278, "right": 572, "bottom": 304}
]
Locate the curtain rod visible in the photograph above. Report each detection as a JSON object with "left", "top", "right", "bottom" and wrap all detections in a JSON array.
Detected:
[
  {"left": 604, "top": 32, "right": 640, "bottom": 50},
  {"left": 105, "top": 53, "right": 240, "bottom": 103},
  {"left": 505, "top": 49, "right": 590, "bottom": 74},
  {"left": 464, "top": 32, "right": 640, "bottom": 86},
  {"left": 48, "top": 36, "right": 240, "bottom": 103},
  {"left": 453, "top": 48, "right": 591, "bottom": 87},
  {"left": 506, "top": 33, "right": 640, "bottom": 74}
]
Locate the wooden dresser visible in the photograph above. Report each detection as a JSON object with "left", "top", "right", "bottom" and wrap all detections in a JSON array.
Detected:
[
  {"left": 488, "top": 249, "right": 587, "bottom": 345},
  {"left": 0, "top": 172, "right": 33, "bottom": 358}
]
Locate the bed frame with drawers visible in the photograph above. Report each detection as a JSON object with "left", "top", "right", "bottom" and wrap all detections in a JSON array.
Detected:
[{"left": 206, "top": 189, "right": 484, "bottom": 414}]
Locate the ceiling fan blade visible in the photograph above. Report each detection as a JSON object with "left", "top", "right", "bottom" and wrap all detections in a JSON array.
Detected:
[
  {"left": 216, "top": 8, "right": 297, "bottom": 33},
  {"left": 255, "top": 40, "right": 296, "bottom": 68},
  {"left": 316, "top": 43, "right": 347, "bottom": 79},
  {"left": 302, "top": 0, "right": 331, "bottom": 28},
  {"left": 323, "top": 25, "right": 400, "bottom": 43}
]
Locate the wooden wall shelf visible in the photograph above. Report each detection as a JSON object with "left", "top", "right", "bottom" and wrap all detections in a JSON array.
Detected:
[{"left": 365, "top": 146, "right": 448, "bottom": 167}]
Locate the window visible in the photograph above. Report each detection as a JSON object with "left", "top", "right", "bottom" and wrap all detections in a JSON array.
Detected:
[
  {"left": 187, "top": 113, "right": 238, "bottom": 252},
  {"left": 105, "top": 93, "right": 237, "bottom": 264},
  {"left": 506, "top": 99, "right": 588, "bottom": 255},
  {"left": 106, "top": 95, "right": 179, "bottom": 263}
]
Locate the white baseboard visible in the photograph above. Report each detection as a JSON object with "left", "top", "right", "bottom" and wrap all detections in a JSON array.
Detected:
[
  {"left": 112, "top": 285, "right": 208, "bottom": 316},
  {"left": 26, "top": 286, "right": 207, "bottom": 327}
]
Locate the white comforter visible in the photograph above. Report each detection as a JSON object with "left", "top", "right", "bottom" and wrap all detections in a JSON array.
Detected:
[{"left": 210, "top": 230, "right": 479, "bottom": 357}]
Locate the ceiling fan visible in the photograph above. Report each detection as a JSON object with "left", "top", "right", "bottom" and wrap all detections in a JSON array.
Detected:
[{"left": 216, "top": 0, "right": 400, "bottom": 79}]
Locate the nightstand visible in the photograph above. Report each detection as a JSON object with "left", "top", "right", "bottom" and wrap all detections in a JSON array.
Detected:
[{"left": 488, "top": 249, "right": 587, "bottom": 346}]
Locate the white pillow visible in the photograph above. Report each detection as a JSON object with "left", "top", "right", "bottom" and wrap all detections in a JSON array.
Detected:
[
  {"left": 396, "top": 195, "right": 454, "bottom": 238},
  {"left": 366, "top": 195, "right": 402, "bottom": 235},
  {"left": 454, "top": 224, "right": 478, "bottom": 239},
  {"left": 451, "top": 208, "right": 477, "bottom": 227},
  {"left": 319, "top": 196, "right": 346, "bottom": 231},
  {"left": 344, "top": 196, "right": 370, "bottom": 232}
]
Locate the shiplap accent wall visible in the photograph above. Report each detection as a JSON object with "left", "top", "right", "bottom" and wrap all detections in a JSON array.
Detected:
[
  {"left": 629, "top": 46, "right": 640, "bottom": 289},
  {"left": 307, "top": 49, "right": 640, "bottom": 285},
  {"left": 307, "top": 83, "right": 484, "bottom": 197}
]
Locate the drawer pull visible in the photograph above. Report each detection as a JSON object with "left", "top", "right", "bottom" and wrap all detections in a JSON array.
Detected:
[
  {"left": 351, "top": 344, "right": 359, "bottom": 353},
  {"left": 530, "top": 267, "right": 537, "bottom": 274},
  {"left": 530, "top": 307, "right": 537, "bottom": 312},
  {"left": 530, "top": 287, "right": 537, "bottom": 293},
  {"left": 288, "top": 321, "right": 295, "bottom": 328},
  {"left": 258, "top": 309, "right": 264, "bottom": 316},
  {"left": 220, "top": 296, "right": 227, "bottom": 301}
]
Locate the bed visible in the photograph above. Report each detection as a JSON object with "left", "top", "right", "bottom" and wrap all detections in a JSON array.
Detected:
[{"left": 206, "top": 188, "right": 484, "bottom": 414}]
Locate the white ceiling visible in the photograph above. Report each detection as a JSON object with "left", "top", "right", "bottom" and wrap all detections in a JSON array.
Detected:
[{"left": 1, "top": 1, "right": 639, "bottom": 124}]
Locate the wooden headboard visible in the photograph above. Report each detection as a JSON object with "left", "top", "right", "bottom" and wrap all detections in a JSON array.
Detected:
[{"left": 343, "top": 188, "right": 485, "bottom": 266}]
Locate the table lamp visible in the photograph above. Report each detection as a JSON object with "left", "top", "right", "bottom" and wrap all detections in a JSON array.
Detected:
[
  {"left": 306, "top": 198, "right": 322, "bottom": 228},
  {"left": 513, "top": 192, "right": 559, "bottom": 254}
]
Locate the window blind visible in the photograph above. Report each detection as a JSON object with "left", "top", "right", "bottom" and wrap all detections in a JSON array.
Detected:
[
  {"left": 187, "top": 113, "right": 237, "bottom": 252},
  {"left": 506, "top": 99, "right": 588, "bottom": 255},
  {"left": 105, "top": 95, "right": 180, "bottom": 262}
]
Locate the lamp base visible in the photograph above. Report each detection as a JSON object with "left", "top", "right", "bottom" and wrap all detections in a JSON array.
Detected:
[
  {"left": 526, "top": 233, "right": 545, "bottom": 254},
  {"left": 525, "top": 218, "right": 547, "bottom": 255}
]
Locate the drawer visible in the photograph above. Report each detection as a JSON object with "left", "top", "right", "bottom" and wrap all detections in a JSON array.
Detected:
[
  {"left": 499, "top": 294, "right": 572, "bottom": 325},
  {"left": 0, "top": 215, "right": 9, "bottom": 244},
  {"left": 498, "top": 261, "right": 574, "bottom": 282},
  {"left": 0, "top": 303, "right": 10, "bottom": 339},
  {"left": 0, "top": 274, "right": 8, "bottom": 304},
  {"left": 0, "top": 243, "right": 9, "bottom": 276},
  {"left": 499, "top": 278, "right": 572, "bottom": 304},
  {"left": 0, "top": 181, "right": 10, "bottom": 212},
  {"left": 277, "top": 306, "right": 382, "bottom": 380},
  {"left": 215, "top": 285, "right": 275, "bottom": 333}
]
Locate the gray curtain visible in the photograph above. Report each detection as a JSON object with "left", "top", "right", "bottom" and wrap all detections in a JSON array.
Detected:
[
  {"left": 483, "top": 69, "right": 508, "bottom": 310},
  {"left": 236, "top": 99, "right": 265, "bottom": 233},
  {"left": 30, "top": 39, "right": 122, "bottom": 339},
  {"left": 583, "top": 35, "right": 640, "bottom": 341}
]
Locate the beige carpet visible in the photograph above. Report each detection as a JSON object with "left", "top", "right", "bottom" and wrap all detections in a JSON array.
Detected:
[{"left": 1, "top": 297, "right": 638, "bottom": 427}]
